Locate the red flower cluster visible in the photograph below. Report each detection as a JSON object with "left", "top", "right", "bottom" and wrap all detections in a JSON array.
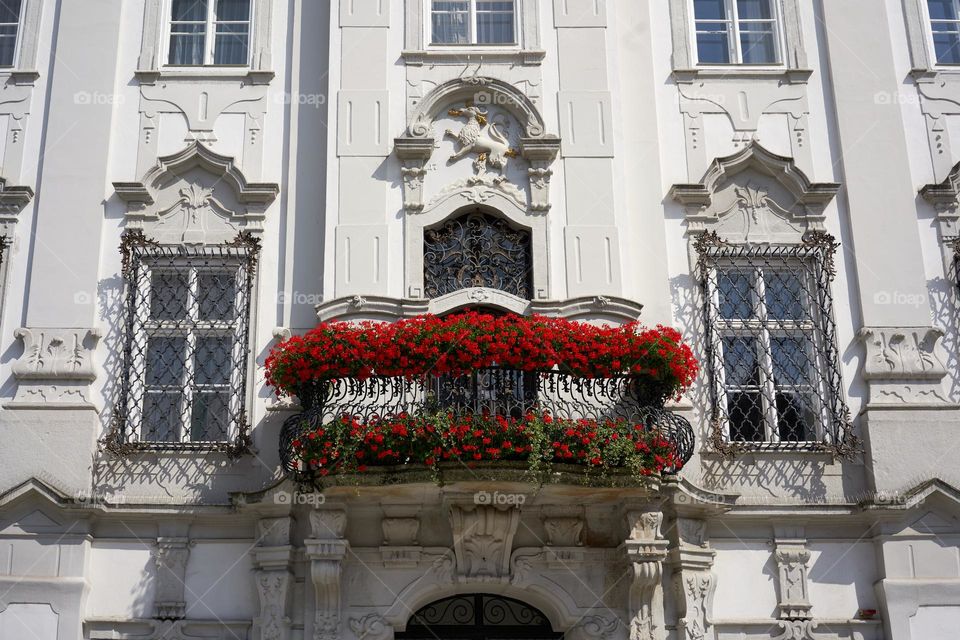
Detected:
[
  {"left": 266, "top": 312, "right": 698, "bottom": 399},
  {"left": 290, "top": 411, "right": 683, "bottom": 479}
]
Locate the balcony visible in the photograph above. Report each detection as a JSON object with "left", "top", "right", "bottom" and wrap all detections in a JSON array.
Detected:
[{"left": 270, "top": 313, "right": 698, "bottom": 486}]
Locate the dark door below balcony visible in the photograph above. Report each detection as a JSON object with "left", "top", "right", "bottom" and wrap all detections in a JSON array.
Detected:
[{"left": 396, "top": 594, "right": 563, "bottom": 639}]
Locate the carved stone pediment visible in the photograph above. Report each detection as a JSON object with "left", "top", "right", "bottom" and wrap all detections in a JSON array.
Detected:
[
  {"left": 671, "top": 142, "right": 839, "bottom": 244},
  {"left": 113, "top": 142, "right": 278, "bottom": 244}
]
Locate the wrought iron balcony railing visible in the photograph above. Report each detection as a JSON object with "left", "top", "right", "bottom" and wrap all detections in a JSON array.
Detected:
[{"left": 279, "top": 368, "right": 695, "bottom": 484}]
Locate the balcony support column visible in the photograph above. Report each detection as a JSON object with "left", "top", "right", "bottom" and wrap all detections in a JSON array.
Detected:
[
  {"left": 306, "top": 509, "right": 349, "bottom": 640},
  {"left": 623, "top": 510, "right": 669, "bottom": 640}
]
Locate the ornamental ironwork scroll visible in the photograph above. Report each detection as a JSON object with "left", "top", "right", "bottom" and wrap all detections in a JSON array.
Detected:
[{"left": 423, "top": 211, "right": 532, "bottom": 299}]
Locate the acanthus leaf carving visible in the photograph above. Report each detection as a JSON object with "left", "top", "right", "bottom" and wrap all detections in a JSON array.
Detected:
[
  {"left": 449, "top": 504, "right": 521, "bottom": 582},
  {"left": 349, "top": 613, "right": 393, "bottom": 640},
  {"left": 624, "top": 511, "right": 668, "bottom": 640}
]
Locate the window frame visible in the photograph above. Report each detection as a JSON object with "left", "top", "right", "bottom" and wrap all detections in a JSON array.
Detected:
[
  {"left": 0, "top": 0, "right": 24, "bottom": 69},
  {"left": 112, "top": 231, "right": 258, "bottom": 454},
  {"left": 924, "top": 0, "right": 960, "bottom": 66},
  {"left": 163, "top": 0, "right": 253, "bottom": 68},
  {"left": 425, "top": 0, "right": 521, "bottom": 48},
  {"left": 696, "top": 232, "right": 854, "bottom": 455},
  {"left": 690, "top": 0, "right": 785, "bottom": 67}
]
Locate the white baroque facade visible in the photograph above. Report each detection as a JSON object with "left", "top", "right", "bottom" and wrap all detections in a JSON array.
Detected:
[{"left": 1, "top": 1, "right": 960, "bottom": 639}]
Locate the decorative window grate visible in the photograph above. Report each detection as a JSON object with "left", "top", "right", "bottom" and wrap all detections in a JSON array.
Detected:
[
  {"left": 396, "top": 594, "right": 561, "bottom": 639},
  {"left": 424, "top": 210, "right": 532, "bottom": 299},
  {"left": 696, "top": 231, "right": 854, "bottom": 456},
  {"left": 107, "top": 230, "right": 258, "bottom": 455}
]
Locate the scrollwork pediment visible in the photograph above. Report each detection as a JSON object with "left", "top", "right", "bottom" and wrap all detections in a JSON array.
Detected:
[
  {"left": 671, "top": 142, "right": 838, "bottom": 243},
  {"left": 113, "top": 142, "right": 278, "bottom": 244}
]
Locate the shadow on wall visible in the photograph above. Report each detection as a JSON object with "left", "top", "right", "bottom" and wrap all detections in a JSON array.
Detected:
[
  {"left": 929, "top": 275, "right": 960, "bottom": 403},
  {"left": 669, "top": 275, "right": 832, "bottom": 503}
]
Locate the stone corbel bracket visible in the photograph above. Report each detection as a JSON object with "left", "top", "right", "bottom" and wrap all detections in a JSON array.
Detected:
[
  {"left": 448, "top": 501, "right": 521, "bottom": 583},
  {"left": 666, "top": 517, "right": 716, "bottom": 640},
  {"left": 7, "top": 327, "right": 103, "bottom": 409},
  {"left": 920, "top": 159, "right": 960, "bottom": 238},
  {"left": 622, "top": 510, "right": 669, "bottom": 640},
  {"left": 252, "top": 516, "right": 294, "bottom": 640},
  {"left": 307, "top": 509, "right": 349, "bottom": 640},
  {"left": 670, "top": 142, "right": 839, "bottom": 239},
  {"left": 858, "top": 327, "right": 951, "bottom": 408},
  {"left": 520, "top": 137, "right": 561, "bottom": 213},
  {"left": 542, "top": 508, "right": 585, "bottom": 567},
  {"left": 113, "top": 142, "right": 279, "bottom": 242},
  {"left": 380, "top": 515, "right": 422, "bottom": 568},
  {"left": 0, "top": 178, "right": 34, "bottom": 230},
  {"left": 152, "top": 536, "right": 191, "bottom": 620},
  {"left": 395, "top": 136, "right": 435, "bottom": 215}
]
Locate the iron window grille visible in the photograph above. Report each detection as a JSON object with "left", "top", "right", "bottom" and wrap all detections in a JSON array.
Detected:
[
  {"left": 423, "top": 210, "right": 532, "bottom": 299},
  {"left": 107, "top": 230, "right": 258, "bottom": 455},
  {"left": 951, "top": 237, "right": 960, "bottom": 285},
  {"left": 696, "top": 231, "right": 854, "bottom": 456}
]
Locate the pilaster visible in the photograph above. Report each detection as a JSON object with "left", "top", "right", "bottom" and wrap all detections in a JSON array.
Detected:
[
  {"left": 306, "top": 509, "right": 349, "bottom": 640},
  {"left": 623, "top": 510, "right": 669, "bottom": 640},
  {"left": 252, "top": 517, "right": 295, "bottom": 640}
]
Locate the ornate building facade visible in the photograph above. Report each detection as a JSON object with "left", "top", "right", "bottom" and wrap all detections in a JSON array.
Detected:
[{"left": 0, "top": 1, "right": 958, "bottom": 639}]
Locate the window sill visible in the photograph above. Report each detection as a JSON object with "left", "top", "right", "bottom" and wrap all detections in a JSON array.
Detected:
[
  {"left": 134, "top": 67, "right": 274, "bottom": 85},
  {"left": 704, "top": 441, "right": 855, "bottom": 460},
  {"left": 401, "top": 48, "right": 545, "bottom": 66},
  {"left": 673, "top": 67, "right": 812, "bottom": 84},
  {"left": 0, "top": 69, "right": 40, "bottom": 86},
  {"left": 910, "top": 66, "right": 960, "bottom": 82}
]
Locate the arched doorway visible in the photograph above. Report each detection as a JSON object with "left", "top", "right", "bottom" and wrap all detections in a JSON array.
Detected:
[{"left": 396, "top": 594, "right": 563, "bottom": 639}]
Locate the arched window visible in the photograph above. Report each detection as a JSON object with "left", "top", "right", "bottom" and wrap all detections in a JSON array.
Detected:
[
  {"left": 423, "top": 210, "right": 532, "bottom": 299},
  {"left": 397, "top": 594, "right": 561, "bottom": 639}
]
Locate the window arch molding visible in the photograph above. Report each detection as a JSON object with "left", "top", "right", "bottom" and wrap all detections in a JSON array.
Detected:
[{"left": 405, "top": 195, "right": 548, "bottom": 302}]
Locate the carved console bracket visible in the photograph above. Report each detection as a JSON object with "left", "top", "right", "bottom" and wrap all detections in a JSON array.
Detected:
[
  {"left": 0, "top": 178, "right": 34, "bottom": 229},
  {"left": 395, "top": 137, "right": 434, "bottom": 215},
  {"left": 542, "top": 508, "right": 586, "bottom": 567},
  {"left": 520, "top": 137, "right": 561, "bottom": 212},
  {"left": 773, "top": 528, "right": 812, "bottom": 621},
  {"left": 252, "top": 517, "right": 295, "bottom": 640},
  {"left": 380, "top": 515, "right": 422, "bottom": 568},
  {"left": 448, "top": 503, "right": 521, "bottom": 582},
  {"left": 6, "top": 327, "right": 102, "bottom": 409},
  {"left": 306, "top": 509, "right": 349, "bottom": 640},
  {"left": 667, "top": 518, "right": 716, "bottom": 640},
  {"left": 857, "top": 326, "right": 951, "bottom": 407},
  {"left": 153, "top": 536, "right": 191, "bottom": 620},
  {"left": 921, "top": 159, "right": 960, "bottom": 239},
  {"left": 623, "top": 510, "right": 669, "bottom": 640}
]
